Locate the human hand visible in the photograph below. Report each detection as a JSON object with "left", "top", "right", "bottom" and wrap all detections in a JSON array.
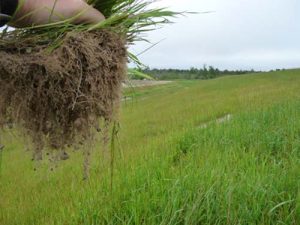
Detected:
[{"left": 10, "top": 0, "right": 105, "bottom": 28}]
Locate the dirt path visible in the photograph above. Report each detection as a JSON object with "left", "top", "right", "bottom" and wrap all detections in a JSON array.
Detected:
[
  {"left": 198, "top": 114, "right": 232, "bottom": 129},
  {"left": 122, "top": 80, "right": 173, "bottom": 88}
]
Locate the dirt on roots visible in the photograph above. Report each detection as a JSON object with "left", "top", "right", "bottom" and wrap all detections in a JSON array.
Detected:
[{"left": 0, "top": 30, "right": 127, "bottom": 175}]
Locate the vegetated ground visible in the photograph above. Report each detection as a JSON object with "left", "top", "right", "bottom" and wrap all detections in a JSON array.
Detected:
[{"left": 1, "top": 69, "right": 300, "bottom": 224}]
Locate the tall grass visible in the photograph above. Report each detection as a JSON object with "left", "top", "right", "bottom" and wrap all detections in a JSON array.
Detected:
[{"left": 1, "top": 69, "right": 300, "bottom": 224}]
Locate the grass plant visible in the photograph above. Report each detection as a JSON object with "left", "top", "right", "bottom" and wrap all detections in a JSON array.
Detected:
[
  {"left": 1, "top": 0, "right": 181, "bottom": 68},
  {"left": 0, "top": 0, "right": 182, "bottom": 176}
]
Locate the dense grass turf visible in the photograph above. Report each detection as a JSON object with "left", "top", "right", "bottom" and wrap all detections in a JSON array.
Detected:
[{"left": 1, "top": 69, "right": 300, "bottom": 224}]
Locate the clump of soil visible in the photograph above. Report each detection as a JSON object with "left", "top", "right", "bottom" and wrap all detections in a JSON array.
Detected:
[{"left": 0, "top": 30, "right": 127, "bottom": 175}]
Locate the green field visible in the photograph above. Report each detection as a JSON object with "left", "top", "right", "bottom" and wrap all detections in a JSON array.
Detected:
[{"left": 1, "top": 69, "right": 300, "bottom": 224}]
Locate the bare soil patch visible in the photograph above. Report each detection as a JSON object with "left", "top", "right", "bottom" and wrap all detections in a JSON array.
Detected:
[{"left": 123, "top": 80, "right": 172, "bottom": 88}]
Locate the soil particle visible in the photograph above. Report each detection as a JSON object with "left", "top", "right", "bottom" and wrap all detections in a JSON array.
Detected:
[{"left": 60, "top": 152, "right": 69, "bottom": 161}]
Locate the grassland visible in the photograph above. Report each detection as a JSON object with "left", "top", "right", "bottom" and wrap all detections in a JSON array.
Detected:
[{"left": 1, "top": 69, "right": 300, "bottom": 224}]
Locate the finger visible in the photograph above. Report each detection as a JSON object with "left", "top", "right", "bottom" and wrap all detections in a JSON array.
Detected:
[
  {"left": 11, "top": 0, "right": 105, "bottom": 27},
  {"left": 71, "top": 2, "right": 105, "bottom": 25}
]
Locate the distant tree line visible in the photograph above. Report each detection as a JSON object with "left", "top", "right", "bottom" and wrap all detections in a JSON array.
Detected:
[{"left": 131, "top": 65, "right": 268, "bottom": 80}]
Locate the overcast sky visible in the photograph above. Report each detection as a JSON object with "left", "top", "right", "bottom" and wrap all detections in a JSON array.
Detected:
[{"left": 130, "top": 0, "right": 300, "bottom": 71}]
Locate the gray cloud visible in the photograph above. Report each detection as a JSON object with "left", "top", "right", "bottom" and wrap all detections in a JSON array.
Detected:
[{"left": 130, "top": 0, "right": 300, "bottom": 70}]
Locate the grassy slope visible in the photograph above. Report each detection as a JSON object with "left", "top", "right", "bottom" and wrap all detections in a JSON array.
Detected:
[{"left": 1, "top": 69, "right": 300, "bottom": 224}]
